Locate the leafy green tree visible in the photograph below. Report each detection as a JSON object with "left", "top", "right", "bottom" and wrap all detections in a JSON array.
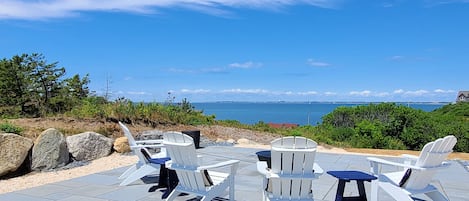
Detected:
[
  {"left": 0, "top": 54, "right": 34, "bottom": 116},
  {"left": 0, "top": 53, "right": 90, "bottom": 116}
]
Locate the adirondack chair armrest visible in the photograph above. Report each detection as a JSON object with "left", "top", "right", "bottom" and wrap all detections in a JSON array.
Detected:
[
  {"left": 197, "top": 159, "right": 240, "bottom": 173},
  {"left": 367, "top": 157, "right": 426, "bottom": 174},
  {"left": 256, "top": 161, "right": 269, "bottom": 176},
  {"left": 256, "top": 161, "right": 280, "bottom": 179},
  {"left": 313, "top": 163, "right": 324, "bottom": 175}
]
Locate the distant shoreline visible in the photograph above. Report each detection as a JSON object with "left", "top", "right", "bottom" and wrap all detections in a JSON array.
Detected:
[{"left": 191, "top": 101, "right": 451, "bottom": 104}]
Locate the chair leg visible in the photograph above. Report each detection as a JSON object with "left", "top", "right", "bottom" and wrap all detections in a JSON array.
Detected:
[
  {"left": 425, "top": 191, "right": 449, "bottom": 201},
  {"left": 119, "top": 164, "right": 158, "bottom": 186},
  {"left": 118, "top": 164, "right": 137, "bottom": 180},
  {"left": 165, "top": 189, "right": 179, "bottom": 201},
  {"left": 229, "top": 175, "right": 235, "bottom": 201},
  {"left": 370, "top": 180, "right": 378, "bottom": 201}
]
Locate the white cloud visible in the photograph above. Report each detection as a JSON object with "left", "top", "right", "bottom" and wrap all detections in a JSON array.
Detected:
[
  {"left": 324, "top": 92, "right": 337, "bottom": 96},
  {"left": 168, "top": 68, "right": 196, "bottom": 73},
  {"left": 389, "top": 55, "right": 405, "bottom": 61},
  {"left": 376, "top": 92, "right": 390, "bottom": 97},
  {"left": 393, "top": 89, "right": 405, "bottom": 94},
  {"left": 229, "top": 61, "right": 263, "bottom": 69},
  {"left": 181, "top": 89, "right": 211, "bottom": 93},
  {"left": 0, "top": 0, "right": 341, "bottom": 20},
  {"left": 201, "top": 67, "right": 228, "bottom": 73},
  {"left": 434, "top": 89, "right": 455, "bottom": 93},
  {"left": 404, "top": 90, "right": 429, "bottom": 96},
  {"left": 307, "top": 58, "right": 331, "bottom": 67},
  {"left": 350, "top": 90, "right": 372, "bottom": 96},
  {"left": 127, "top": 91, "right": 151, "bottom": 95},
  {"left": 221, "top": 88, "right": 269, "bottom": 94},
  {"left": 298, "top": 91, "right": 318, "bottom": 95}
]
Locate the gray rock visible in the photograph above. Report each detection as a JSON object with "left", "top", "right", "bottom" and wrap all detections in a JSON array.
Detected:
[
  {"left": 67, "top": 132, "right": 113, "bottom": 161},
  {"left": 0, "top": 133, "right": 33, "bottom": 177},
  {"left": 32, "top": 128, "right": 70, "bottom": 170}
]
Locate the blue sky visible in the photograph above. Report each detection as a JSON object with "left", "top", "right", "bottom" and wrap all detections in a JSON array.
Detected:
[{"left": 1, "top": 0, "right": 467, "bottom": 103}]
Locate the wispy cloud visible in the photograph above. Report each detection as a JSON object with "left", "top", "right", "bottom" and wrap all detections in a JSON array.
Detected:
[
  {"left": 350, "top": 90, "right": 372, "bottom": 96},
  {"left": 168, "top": 61, "right": 260, "bottom": 75},
  {"left": 181, "top": 89, "right": 211, "bottom": 94},
  {"left": 201, "top": 67, "right": 229, "bottom": 74},
  {"left": 168, "top": 68, "right": 196, "bottom": 74},
  {"left": 0, "top": 0, "right": 341, "bottom": 20},
  {"left": 127, "top": 91, "right": 151, "bottom": 95},
  {"left": 229, "top": 61, "right": 263, "bottom": 69},
  {"left": 307, "top": 58, "right": 331, "bottom": 67},
  {"left": 434, "top": 89, "right": 455, "bottom": 93},
  {"left": 298, "top": 91, "right": 318, "bottom": 95},
  {"left": 388, "top": 55, "right": 431, "bottom": 62},
  {"left": 392, "top": 89, "right": 456, "bottom": 97},
  {"left": 404, "top": 90, "right": 429, "bottom": 96},
  {"left": 221, "top": 88, "right": 269, "bottom": 94},
  {"left": 389, "top": 55, "right": 405, "bottom": 61},
  {"left": 393, "top": 89, "right": 405, "bottom": 94}
]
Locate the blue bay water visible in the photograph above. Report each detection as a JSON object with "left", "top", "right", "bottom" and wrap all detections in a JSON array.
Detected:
[{"left": 192, "top": 102, "right": 447, "bottom": 126}]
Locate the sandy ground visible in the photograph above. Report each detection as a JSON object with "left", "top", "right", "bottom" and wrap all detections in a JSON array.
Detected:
[
  {"left": 0, "top": 144, "right": 348, "bottom": 194},
  {"left": 0, "top": 153, "right": 138, "bottom": 194}
]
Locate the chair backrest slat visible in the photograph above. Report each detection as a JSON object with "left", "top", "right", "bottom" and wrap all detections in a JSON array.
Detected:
[
  {"left": 163, "top": 132, "right": 206, "bottom": 191},
  {"left": 405, "top": 135, "right": 457, "bottom": 189},
  {"left": 269, "top": 136, "right": 318, "bottom": 200}
]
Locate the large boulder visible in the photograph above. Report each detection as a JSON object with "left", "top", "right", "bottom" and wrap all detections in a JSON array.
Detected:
[
  {"left": 113, "top": 137, "right": 130, "bottom": 153},
  {"left": 67, "top": 132, "right": 113, "bottom": 161},
  {"left": 32, "top": 128, "right": 70, "bottom": 170},
  {"left": 0, "top": 133, "right": 33, "bottom": 177}
]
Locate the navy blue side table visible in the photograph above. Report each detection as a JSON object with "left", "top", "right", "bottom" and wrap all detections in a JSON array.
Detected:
[
  {"left": 327, "top": 171, "right": 377, "bottom": 201},
  {"left": 255, "top": 150, "right": 271, "bottom": 168}
]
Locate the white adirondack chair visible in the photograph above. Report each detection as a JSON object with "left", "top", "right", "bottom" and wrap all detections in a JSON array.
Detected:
[
  {"left": 118, "top": 122, "right": 167, "bottom": 185},
  {"left": 257, "top": 136, "right": 324, "bottom": 201},
  {"left": 163, "top": 131, "right": 240, "bottom": 201},
  {"left": 367, "top": 135, "right": 457, "bottom": 201}
]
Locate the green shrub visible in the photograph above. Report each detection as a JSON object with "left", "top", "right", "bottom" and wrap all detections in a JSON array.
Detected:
[{"left": 0, "top": 122, "right": 23, "bottom": 134}]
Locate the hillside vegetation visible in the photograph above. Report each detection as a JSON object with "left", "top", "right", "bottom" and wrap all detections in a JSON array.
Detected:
[{"left": 1, "top": 53, "right": 468, "bottom": 153}]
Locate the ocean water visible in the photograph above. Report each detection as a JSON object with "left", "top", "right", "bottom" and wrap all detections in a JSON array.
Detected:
[{"left": 192, "top": 102, "right": 447, "bottom": 126}]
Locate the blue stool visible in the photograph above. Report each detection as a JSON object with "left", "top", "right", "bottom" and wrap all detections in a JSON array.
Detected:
[{"left": 327, "top": 171, "right": 377, "bottom": 201}]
